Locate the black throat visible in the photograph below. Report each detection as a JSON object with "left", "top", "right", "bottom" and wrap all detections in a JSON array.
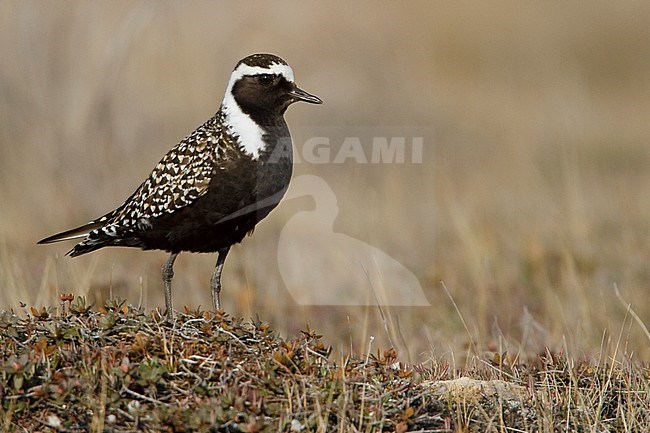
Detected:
[{"left": 230, "top": 76, "right": 294, "bottom": 128}]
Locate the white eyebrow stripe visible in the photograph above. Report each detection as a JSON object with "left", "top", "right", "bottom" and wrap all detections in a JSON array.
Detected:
[{"left": 226, "top": 62, "right": 295, "bottom": 94}]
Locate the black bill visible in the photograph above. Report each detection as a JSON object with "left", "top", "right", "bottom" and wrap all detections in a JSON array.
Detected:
[{"left": 289, "top": 86, "right": 323, "bottom": 104}]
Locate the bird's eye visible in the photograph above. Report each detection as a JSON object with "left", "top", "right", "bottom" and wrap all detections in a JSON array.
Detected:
[{"left": 257, "top": 74, "right": 274, "bottom": 86}]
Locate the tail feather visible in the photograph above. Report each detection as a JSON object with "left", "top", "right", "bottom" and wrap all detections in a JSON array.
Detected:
[
  {"left": 38, "top": 221, "right": 102, "bottom": 245},
  {"left": 67, "top": 238, "right": 111, "bottom": 257}
]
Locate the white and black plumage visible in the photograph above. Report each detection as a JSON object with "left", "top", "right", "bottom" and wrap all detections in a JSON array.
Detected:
[{"left": 38, "top": 53, "right": 322, "bottom": 316}]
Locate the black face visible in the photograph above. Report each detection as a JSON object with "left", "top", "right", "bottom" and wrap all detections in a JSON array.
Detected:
[
  {"left": 232, "top": 74, "right": 296, "bottom": 119},
  {"left": 231, "top": 74, "right": 322, "bottom": 125}
]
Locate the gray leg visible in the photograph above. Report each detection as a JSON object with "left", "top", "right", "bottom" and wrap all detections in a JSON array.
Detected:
[
  {"left": 210, "top": 247, "right": 230, "bottom": 311},
  {"left": 162, "top": 253, "right": 179, "bottom": 318}
]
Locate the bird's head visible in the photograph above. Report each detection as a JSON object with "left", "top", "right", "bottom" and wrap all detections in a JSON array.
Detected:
[{"left": 224, "top": 54, "right": 322, "bottom": 120}]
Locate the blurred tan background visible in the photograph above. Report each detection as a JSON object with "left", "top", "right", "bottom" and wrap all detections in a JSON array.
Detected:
[{"left": 1, "top": 1, "right": 649, "bottom": 362}]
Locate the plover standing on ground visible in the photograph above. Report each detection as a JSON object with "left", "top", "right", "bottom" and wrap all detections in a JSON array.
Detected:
[{"left": 39, "top": 53, "right": 322, "bottom": 317}]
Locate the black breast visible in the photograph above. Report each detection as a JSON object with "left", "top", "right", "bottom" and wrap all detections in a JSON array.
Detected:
[{"left": 136, "top": 124, "right": 293, "bottom": 254}]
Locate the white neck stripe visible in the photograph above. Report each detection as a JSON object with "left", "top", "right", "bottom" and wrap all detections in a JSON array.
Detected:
[
  {"left": 221, "top": 94, "right": 265, "bottom": 159},
  {"left": 220, "top": 62, "right": 295, "bottom": 160}
]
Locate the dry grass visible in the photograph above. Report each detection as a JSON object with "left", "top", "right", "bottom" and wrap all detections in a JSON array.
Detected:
[
  {"left": 0, "top": 0, "right": 649, "bottom": 374},
  {"left": 1, "top": 303, "right": 648, "bottom": 432}
]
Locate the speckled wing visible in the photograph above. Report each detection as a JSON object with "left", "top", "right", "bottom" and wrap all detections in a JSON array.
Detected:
[{"left": 89, "top": 117, "right": 227, "bottom": 241}]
